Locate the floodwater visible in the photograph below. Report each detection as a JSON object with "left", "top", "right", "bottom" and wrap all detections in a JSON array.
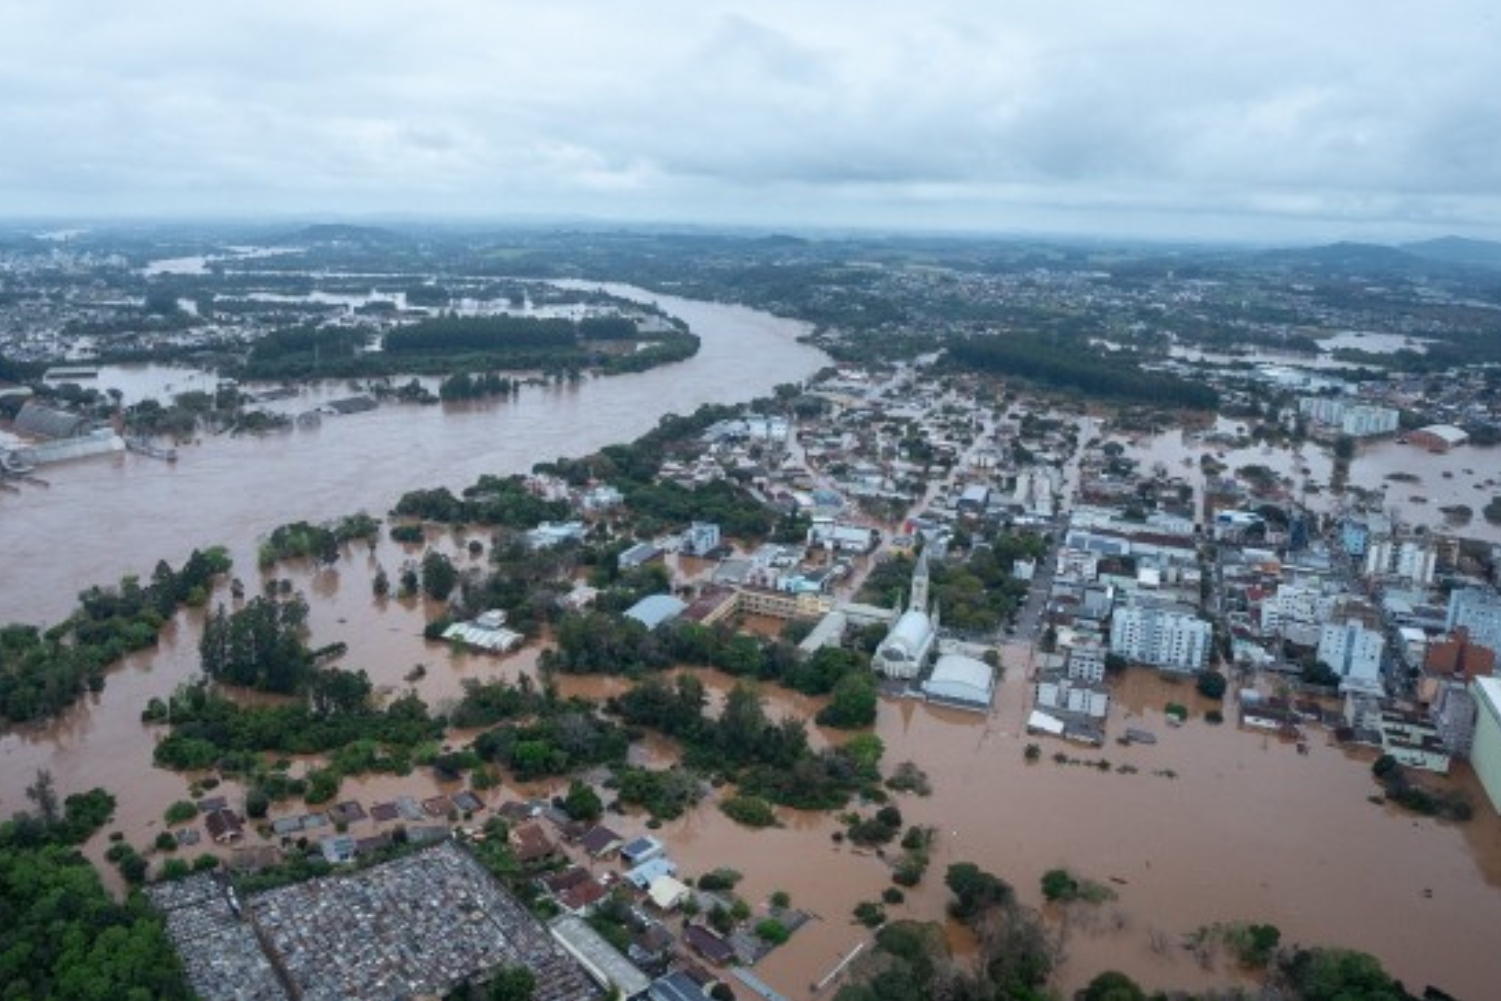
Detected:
[
  {"left": 1121, "top": 423, "right": 1501, "bottom": 544},
  {"left": 742, "top": 657, "right": 1501, "bottom": 999},
  {"left": 0, "top": 284, "right": 823, "bottom": 864},
  {"left": 5, "top": 286, "right": 1501, "bottom": 995},
  {"left": 0, "top": 285, "right": 825, "bottom": 628},
  {"left": 4, "top": 533, "right": 1501, "bottom": 995}
]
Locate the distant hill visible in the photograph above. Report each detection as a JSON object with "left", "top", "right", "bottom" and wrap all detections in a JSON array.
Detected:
[
  {"left": 1400, "top": 235, "right": 1501, "bottom": 269},
  {"left": 282, "top": 223, "right": 407, "bottom": 247},
  {"left": 1254, "top": 241, "right": 1425, "bottom": 273}
]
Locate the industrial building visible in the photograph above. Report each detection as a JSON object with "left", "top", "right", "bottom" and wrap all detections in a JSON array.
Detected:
[{"left": 921, "top": 653, "right": 996, "bottom": 710}]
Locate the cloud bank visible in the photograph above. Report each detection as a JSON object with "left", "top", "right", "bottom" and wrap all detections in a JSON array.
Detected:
[{"left": 2, "top": 1, "right": 1498, "bottom": 239}]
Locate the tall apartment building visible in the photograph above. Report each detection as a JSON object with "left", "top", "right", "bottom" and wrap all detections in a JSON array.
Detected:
[
  {"left": 1318, "top": 618, "right": 1386, "bottom": 689},
  {"left": 1297, "top": 397, "right": 1399, "bottom": 438},
  {"left": 1109, "top": 601, "right": 1212, "bottom": 673},
  {"left": 1432, "top": 679, "right": 1478, "bottom": 757},
  {"left": 1364, "top": 538, "right": 1436, "bottom": 584},
  {"left": 1448, "top": 588, "right": 1501, "bottom": 657}
]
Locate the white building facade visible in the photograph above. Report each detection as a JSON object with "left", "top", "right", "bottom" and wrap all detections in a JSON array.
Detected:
[
  {"left": 1364, "top": 539, "right": 1437, "bottom": 584},
  {"left": 1448, "top": 588, "right": 1501, "bottom": 656},
  {"left": 1317, "top": 618, "right": 1386, "bottom": 688},
  {"left": 1109, "top": 603, "right": 1212, "bottom": 673}
]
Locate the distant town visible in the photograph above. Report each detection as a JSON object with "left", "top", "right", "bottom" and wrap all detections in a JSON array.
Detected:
[{"left": 3, "top": 224, "right": 1501, "bottom": 1001}]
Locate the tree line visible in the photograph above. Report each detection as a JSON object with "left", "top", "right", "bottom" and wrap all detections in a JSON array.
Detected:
[
  {"left": 948, "top": 333, "right": 1219, "bottom": 410},
  {"left": 0, "top": 778, "right": 193, "bottom": 1000},
  {"left": 0, "top": 548, "right": 231, "bottom": 726}
]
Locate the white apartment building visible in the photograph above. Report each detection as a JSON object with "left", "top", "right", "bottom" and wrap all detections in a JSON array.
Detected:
[
  {"left": 1471, "top": 677, "right": 1501, "bottom": 814},
  {"left": 1364, "top": 539, "right": 1437, "bottom": 584},
  {"left": 1297, "top": 397, "right": 1399, "bottom": 438},
  {"left": 1340, "top": 405, "right": 1400, "bottom": 438},
  {"left": 1109, "top": 602, "right": 1212, "bottom": 673},
  {"left": 1318, "top": 618, "right": 1386, "bottom": 689},
  {"left": 1448, "top": 588, "right": 1501, "bottom": 656},
  {"left": 1067, "top": 644, "right": 1107, "bottom": 684},
  {"left": 1261, "top": 583, "right": 1337, "bottom": 633}
]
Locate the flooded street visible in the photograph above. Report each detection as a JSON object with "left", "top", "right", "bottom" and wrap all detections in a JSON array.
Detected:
[{"left": 745, "top": 657, "right": 1501, "bottom": 998}]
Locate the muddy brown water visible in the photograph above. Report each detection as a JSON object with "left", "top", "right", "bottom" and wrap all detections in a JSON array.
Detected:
[
  {"left": 5, "top": 531, "right": 1500, "bottom": 997},
  {"left": 1123, "top": 425, "right": 1501, "bottom": 544},
  {"left": 3, "top": 293, "right": 1501, "bottom": 995},
  {"left": 0, "top": 286, "right": 824, "bottom": 628}
]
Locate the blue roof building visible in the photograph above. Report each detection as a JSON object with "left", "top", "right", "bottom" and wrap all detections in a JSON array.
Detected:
[{"left": 624, "top": 594, "right": 687, "bottom": 630}]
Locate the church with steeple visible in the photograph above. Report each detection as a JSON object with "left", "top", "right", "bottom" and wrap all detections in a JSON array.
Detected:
[{"left": 875, "top": 548, "right": 939, "bottom": 680}]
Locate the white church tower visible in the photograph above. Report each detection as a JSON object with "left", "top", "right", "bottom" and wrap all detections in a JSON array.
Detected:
[{"left": 910, "top": 547, "right": 931, "bottom": 614}]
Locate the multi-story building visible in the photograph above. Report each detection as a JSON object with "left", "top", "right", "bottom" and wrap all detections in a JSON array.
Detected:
[
  {"left": 1471, "top": 677, "right": 1501, "bottom": 814},
  {"left": 1364, "top": 538, "right": 1437, "bottom": 584},
  {"left": 1318, "top": 618, "right": 1386, "bottom": 689},
  {"left": 1261, "top": 583, "right": 1336, "bottom": 633},
  {"left": 1447, "top": 588, "right": 1501, "bottom": 657},
  {"left": 1340, "top": 405, "right": 1400, "bottom": 438},
  {"left": 1431, "top": 679, "right": 1478, "bottom": 757},
  {"left": 1067, "top": 644, "right": 1107, "bottom": 684},
  {"left": 680, "top": 521, "right": 721, "bottom": 557},
  {"left": 1035, "top": 674, "right": 1110, "bottom": 718},
  {"left": 1297, "top": 397, "right": 1399, "bottom": 438},
  {"left": 1339, "top": 513, "right": 1390, "bottom": 558},
  {"left": 1109, "top": 601, "right": 1212, "bottom": 673},
  {"left": 1379, "top": 709, "right": 1450, "bottom": 773}
]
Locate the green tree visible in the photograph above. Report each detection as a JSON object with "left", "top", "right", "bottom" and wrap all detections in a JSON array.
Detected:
[
  {"left": 1040, "top": 868, "right": 1079, "bottom": 902},
  {"left": 945, "top": 862, "right": 1012, "bottom": 921},
  {"left": 564, "top": 780, "right": 603, "bottom": 822},
  {"left": 421, "top": 550, "right": 459, "bottom": 601},
  {"left": 25, "top": 769, "right": 59, "bottom": 825},
  {"left": 308, "top": 667, "right": 373, "bottom": 717},
  {"left": 1282, "top": 947, "right": 1401, "bottom": 1001},
  {"left": 1196, "top": 671, "right": 1227, "bottom": 700},
  {"left": 755, "top": 919, "right": 790, "bottom": 944},
  {"left": 1082, "top": 971, "right": 1146, "bottom": 1001},
  {"left": 487, "top": 965, "right": 536, "bottom": 1001},
  {"left": 817, "top": 671, "right": 878, "bottom": 729}
]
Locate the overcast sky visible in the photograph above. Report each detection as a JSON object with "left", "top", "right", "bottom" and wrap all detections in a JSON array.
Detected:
[{"left": 3, "top": 1, "right": 1499, "bottom": 241}]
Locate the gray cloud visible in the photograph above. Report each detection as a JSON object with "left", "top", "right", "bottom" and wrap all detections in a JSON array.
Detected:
[{"left": 1, "top": 1, "right": 1498, "bottom": 238}]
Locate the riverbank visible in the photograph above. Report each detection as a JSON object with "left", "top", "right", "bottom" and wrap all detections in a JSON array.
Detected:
[{"left": 0, "top": 288, "right": 825, "bottom": 627}]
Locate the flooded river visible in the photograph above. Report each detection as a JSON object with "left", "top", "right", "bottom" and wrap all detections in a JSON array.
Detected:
[
  {"left": 0, "top": 286, "right": 824, "bottom": 627},
  {"left": 4, "top": 288, "right": 1501, "bottom": 997}
]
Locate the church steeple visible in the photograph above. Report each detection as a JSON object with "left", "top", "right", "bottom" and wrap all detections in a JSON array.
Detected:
[{"left": 910, "top": 546, "right": 930, "bottom": 613}]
